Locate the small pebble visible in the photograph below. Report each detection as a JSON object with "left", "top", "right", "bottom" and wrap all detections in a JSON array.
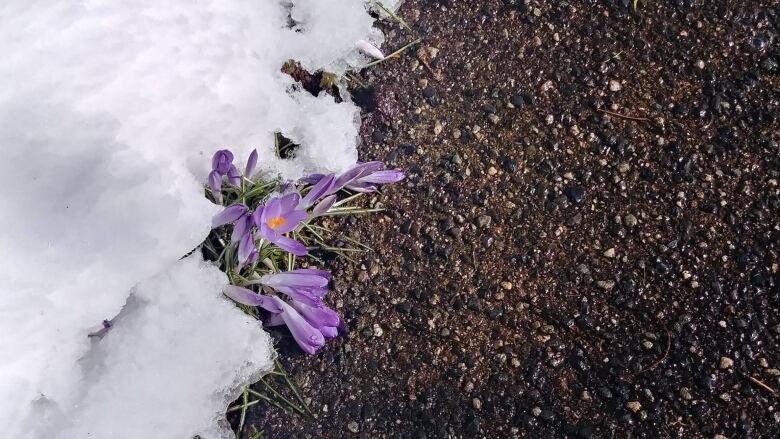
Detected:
[
  {"left": 347, "top": 421, "right": 359, "bottom": 433},
  {"left": 472, "top": 398, "right": 482, "bottom": 410},
  {"left": 603, "top": 248, "right": 616, "bottom": 258},
  {"left": 609, "top": 80, "right": 622, "bottom": 92},
  {"left": 626, "top": 401, "right": 641, "bottom": 413},
  {"left": 719, "top": 356, "right": 734, "bottom": 369},
  {"left": 531, "top": 407, "right": 542, "bottom": 417},
  {"left": 500, "top": 281, "right": 512, "bottom": 290}
]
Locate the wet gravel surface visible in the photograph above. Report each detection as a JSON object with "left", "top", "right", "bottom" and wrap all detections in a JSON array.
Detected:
[{"left": 244, "top": 1, "right": 780, "bottom": 437}]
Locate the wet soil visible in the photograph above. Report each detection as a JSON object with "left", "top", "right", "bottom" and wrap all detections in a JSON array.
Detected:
[{"left": 244, "top": 0, "right": 780, "bottom": 437}]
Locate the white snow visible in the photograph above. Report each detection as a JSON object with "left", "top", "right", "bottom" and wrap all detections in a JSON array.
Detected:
[{"left": 0, "top": 0, "right": 391, "bottom": 437}]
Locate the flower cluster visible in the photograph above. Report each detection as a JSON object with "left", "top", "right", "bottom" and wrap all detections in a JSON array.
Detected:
[{"left": 206, "top": 149, "right": 404, "bottom": 354}]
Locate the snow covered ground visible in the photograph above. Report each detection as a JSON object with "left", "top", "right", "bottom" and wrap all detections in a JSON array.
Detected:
[{"left": 0, "top": 1, "right": 389, "bottom": 437}]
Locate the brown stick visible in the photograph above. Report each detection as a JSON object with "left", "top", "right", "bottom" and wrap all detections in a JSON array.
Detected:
[
  {"left": 748, "top": 376, "right": 777, "bottom": 395},
  {"left": 597, "top": 108, "right": 650, "bottom": 122}
]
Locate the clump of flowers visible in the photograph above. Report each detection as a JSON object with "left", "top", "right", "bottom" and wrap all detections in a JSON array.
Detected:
[{"left": 203, "top": 149, "right": 403, "bottom": 354}]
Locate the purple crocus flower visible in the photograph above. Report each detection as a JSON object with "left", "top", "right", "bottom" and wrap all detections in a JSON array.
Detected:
[
  {"left": 253, "top": 193, "right": 309, "bottom": 256},
  {"left": 212, "top": 203, "right": 249, "bottom": 228},
  {"left": 212, "top": 149, "right": 234, "bottom": 175},
  {"left": 260, "top": 268, "right": 330, "bottom": 306},
  {"left": 245, "top": 149, "right": 258, "bottom": 177}
]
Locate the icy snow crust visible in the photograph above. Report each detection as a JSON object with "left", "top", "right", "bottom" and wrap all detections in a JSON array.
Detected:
[{"left": 0, "top": 1, "right": 384, "bottom": 437}]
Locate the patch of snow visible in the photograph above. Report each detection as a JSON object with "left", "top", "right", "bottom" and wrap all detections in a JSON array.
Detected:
[{"left": 0, "top": 0, "right": 393, "bottom": 437}]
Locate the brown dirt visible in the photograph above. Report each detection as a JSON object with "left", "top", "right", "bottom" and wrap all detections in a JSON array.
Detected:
[{"left": 238, "top": 1, "right": 780, "bottom": 437}]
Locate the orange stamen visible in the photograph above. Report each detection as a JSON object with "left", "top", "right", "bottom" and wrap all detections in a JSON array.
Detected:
[{"left": 268, "top": 216, "right": 286, "bottom": 230}]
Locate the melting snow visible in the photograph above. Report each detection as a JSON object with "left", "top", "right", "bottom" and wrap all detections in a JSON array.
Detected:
[{"left": 0, "top": 0, "right": 389, "bottom": 437}]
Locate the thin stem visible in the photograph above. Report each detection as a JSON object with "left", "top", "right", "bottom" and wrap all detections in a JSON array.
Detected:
[
  {"left": 362, "top": 38, "right": 422, "bottom": 69},
  {"left": 237, "top": 387, "right": 249, "bottom": 436}
]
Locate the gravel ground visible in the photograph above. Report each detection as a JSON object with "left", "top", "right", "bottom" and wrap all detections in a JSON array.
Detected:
[{"left": 240, "top": 1, "right": 780, "bottom": 437}]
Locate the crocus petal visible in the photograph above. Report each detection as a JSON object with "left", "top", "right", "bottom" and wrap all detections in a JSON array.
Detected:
[
  {"left": 245, "top": 149, "right": 258, "bottom": 177},
  {"left": 212, "top": 203, "right": 248, "bottom": 228},
  {"left": 311, "top": 194, "right": 337, "bottom": 217},
  {"left": 272, "top": 209, "right": 308, "bottom": 234},
  {"left": 299, "top": 174, "right": 335, "bottom": 208},
  {"left": 331, "top": 161, "right": 385, "bottom": 194},
  {"left": 277, "top": 192, "right": 302, "bottom": 214},
  {"left": 260, "top": 197, "right": 283, "bottom": 224},
  {"left": 273, "top": 297, "right": 325, "bottom": 354},
  {"left": 291, "top": 300, "right": 341, "bottom": 328},
  {"left": 355, "top": 169, "right": 405, "bottom": 184},
  {"left": 320, "top": 326, "right": 338, "bottom": 338},
  {"left": 252, "top": 205, "right": 264, "bottom": 228},
  {"left": 260, "top": 224, "right": 308, "bottom": 256},
  {"left": 293, "top": 268, "right": 332, "bottom": 281},
  {"left": 262, "top": 270, "right": 329, "bottom": 289},
  {"left": 224, "top": 286, "right": 283, "bottom": 313},
  {"left": 299, "top": 173, "right": 326, "bottom": 185},
  {"left": 245, "top": 249, "right": 259, "bottom": 267},
  {"left": 264, "top": 313, "right": 286, "bottom": 327},
  {"left": 212, "top": 149, "right": 234, "bottom": 174},
  {"left": 274, "top": 286, "right": 325, "bottom": 307},
  {"left": 227, "top": 164, "right": 241, "bottom": 186},
  {"left": 272, "top": 235, "right": 309, "bottom": 256},
  {"left": 237, "top": 233, "right": 256, "bottom": 264},
  {"left": 231, "top": 214, "right": 252, "bottom": 243},
  {"left": 208, "top": 170, "right": 222, "bottom": 194}
]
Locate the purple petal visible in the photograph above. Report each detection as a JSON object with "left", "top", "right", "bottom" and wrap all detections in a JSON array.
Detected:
[
  {"left": 260, "top": 197, "right": 282, "bottom": 223},
  {"left": 273, "top": 297, "right": 325, "bottom": 354},
  {"left": 291, "top": 300, "right": 341, "bottom": 328},
  {"left": 299, "top": 173, "right": 326, "bottom": 185},
  {"left": 272, "top": 235, "right": 309, "bottom": 256},
  {"left": 299, "top": 174, "right": 335, "bottom": 208},
  {"left": 277, "top": 192, "right": 302, "bottom": 214},
  {"left": 237, "top": 233, "right": 256, "bottom": 264},
  {"left": 293, "top": 268, "right": 332, "bottom": 281},
  {"left": 262, "top": 270, "right": 329, "bottom": 289},
  {"left": 319, "top": 325, "right": 338, "bottom": 338},
  {"left": 230, "top": 214, "right": 252, "bottom": 243},
  {"left": 212, "top": 149, "right": 234, "bottom": 174},
  {"left": 245, "top": 249, "right": 259, "bottom": 267},
  {"left": 245, "top": 149, "right": 258, "bottom": 177},
  {"left": 264, "top": 313, "right": 286, "bottom": 327},
  {"left": 311, "top": 194, "right": 337, "bottom": 217},
  {"left": 275, "top": 286, "right": 326, "bottom": 307},
  {"left": 260, "top": 224, "right": 308, "bottom": 256},
  {"left": 355, "top": 169, "right": 405, "bottom": 184},
  {"left": 223, "top": 286, "right": 283, "bottom": 313},
  {"left": 227, "top": 164, "right": 241, "bottom": 186},
  {"left": 272, "top": 209, "right": 308, "bottom": 234},
  {"left": 252, "top": 205, "right": 264, "bottom": 228},
  {"left": 212, "top": 203, "right": 248, "bottom": 228},
  {"left": 208, "top": 170, "right": 222, "bottom": 196}
]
